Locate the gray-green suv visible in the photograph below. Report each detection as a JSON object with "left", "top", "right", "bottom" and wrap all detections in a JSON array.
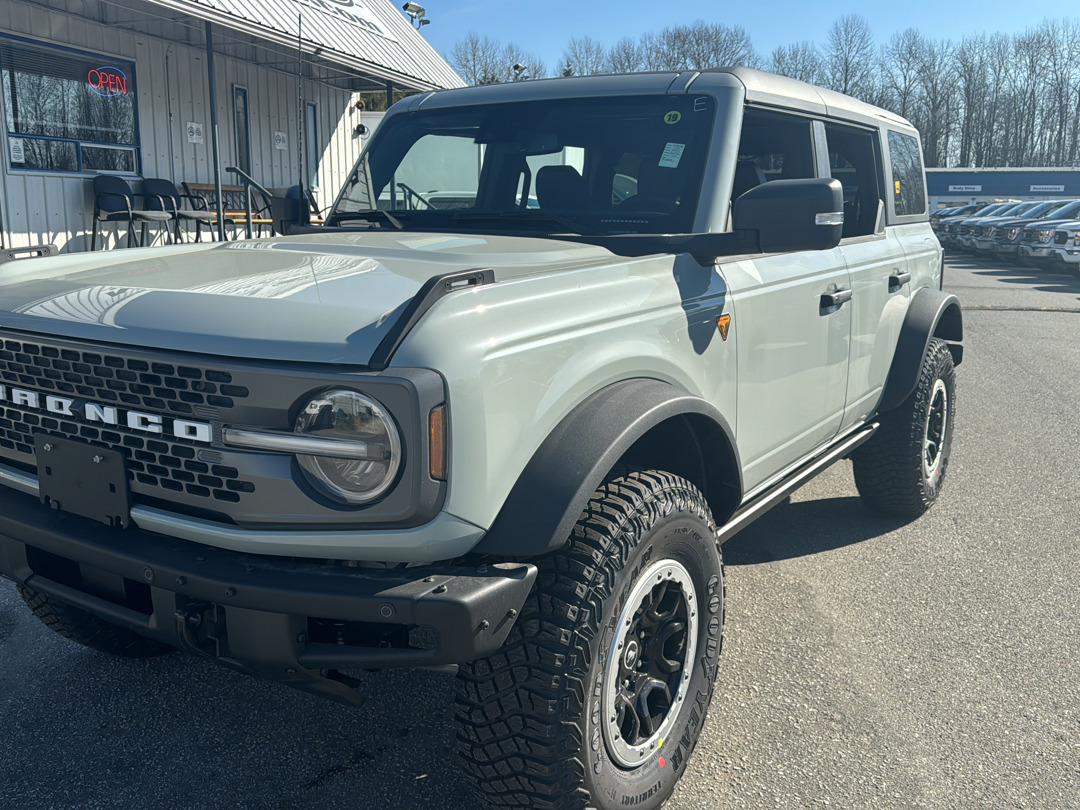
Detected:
[{"left": 0, "top": 68, "right": 961, "bottom": 809}]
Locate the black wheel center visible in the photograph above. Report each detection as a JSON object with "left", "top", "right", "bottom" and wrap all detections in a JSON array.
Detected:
[{"left": 604, "top": 560, "right": 698, "bottom": 767}]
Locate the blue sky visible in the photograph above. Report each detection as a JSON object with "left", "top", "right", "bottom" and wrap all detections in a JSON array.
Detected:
[{"left": 412, "top": 0, "right": 1080, "bottom": 74}]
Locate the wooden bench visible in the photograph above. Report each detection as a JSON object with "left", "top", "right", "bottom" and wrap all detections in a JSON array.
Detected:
[{"left": 182, "top": 182, "right": 274, "bottom": 238}]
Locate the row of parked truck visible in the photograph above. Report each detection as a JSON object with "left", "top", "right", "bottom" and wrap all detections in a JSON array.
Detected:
[{"left": 931, "top": 199, "right": 1080, "bottom": 272}]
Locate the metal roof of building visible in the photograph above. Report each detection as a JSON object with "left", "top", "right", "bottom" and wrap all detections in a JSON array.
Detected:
[{"left": 143, "top": 0, "right": 464, "bottom": 90}]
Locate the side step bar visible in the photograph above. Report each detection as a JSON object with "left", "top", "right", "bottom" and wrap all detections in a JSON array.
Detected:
[{"left": 716, "top": 424, "right": 879, "bottom": 544}]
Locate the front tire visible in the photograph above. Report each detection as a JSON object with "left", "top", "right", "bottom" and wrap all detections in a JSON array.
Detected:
[
  {"left": 853, "top": 337, "right": 956, "bottom": 517},
  {"left": 456, "top": 470, "right": 725, "bottom": 809}
]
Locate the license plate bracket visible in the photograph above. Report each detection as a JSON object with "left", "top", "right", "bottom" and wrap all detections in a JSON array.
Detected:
[{"left": 35, "top": 435, "right": 131, "bottom": 528}]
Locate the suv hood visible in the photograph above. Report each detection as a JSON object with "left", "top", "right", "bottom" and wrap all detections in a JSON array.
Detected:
[{"left": 0, "top": 232, "right": 614, "bottom": 364}]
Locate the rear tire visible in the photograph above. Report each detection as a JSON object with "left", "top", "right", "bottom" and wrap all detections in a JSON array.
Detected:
[
  {"left": 853, "top": 338, "right": 956, "bottom": 517},
  {"left": 18, "top": 584, "right": 173, "bottom": 658},
  {"left": 455, "top": 470, "right": 725, "bottom": 809}
]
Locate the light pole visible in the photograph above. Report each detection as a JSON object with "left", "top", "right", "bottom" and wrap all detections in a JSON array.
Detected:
[{"left": 402, "top": 3, "right": 430, "bottom": 29}]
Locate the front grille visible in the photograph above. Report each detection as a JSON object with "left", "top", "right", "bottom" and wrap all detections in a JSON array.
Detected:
[
  {"left": 0, "top": 338, "right": 249, "bottom": 414},
  {"left": 1054, "top": 231, "right": 1070, "bottom": 245},
  {"left": 0, "top": 337, "right": 256, "bottom": 506}
]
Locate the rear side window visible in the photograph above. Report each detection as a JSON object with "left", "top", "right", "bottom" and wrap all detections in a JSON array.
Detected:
[
  {"left": 825, "top": 122, "right": 883, "bottom": 237},
  {"left": 888, "top": 131, "right": 926, "bottom": 216}
]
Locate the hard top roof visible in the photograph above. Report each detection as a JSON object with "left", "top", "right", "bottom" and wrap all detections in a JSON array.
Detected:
[{"left": 402, "top": 66, "right": 917, "bottom": 134}]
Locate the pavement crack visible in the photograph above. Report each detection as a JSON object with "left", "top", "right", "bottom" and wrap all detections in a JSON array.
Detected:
[{"left": 302, "top": 749, "right": 377, "bottom": 789}]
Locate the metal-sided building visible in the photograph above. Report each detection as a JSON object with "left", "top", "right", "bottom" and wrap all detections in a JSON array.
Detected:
[
  {"left": 0, "top": 0, "right": 463, "bottom": 253},
  {"left": 927, "top": 167, "right": 1080, "bottom": 209}
]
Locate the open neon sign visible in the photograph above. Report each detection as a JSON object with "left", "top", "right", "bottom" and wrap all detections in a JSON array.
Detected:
[{"left": 87, "top": 67, "right": 128, "bottom": 97}]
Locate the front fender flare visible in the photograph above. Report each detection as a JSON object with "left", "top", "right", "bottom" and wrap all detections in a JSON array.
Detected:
[
  {"left": 473, "top": 379, "right": 740, "bottom": 557},
  {"left": 879, "top": 287, "right": 963, "bottom": 413}
]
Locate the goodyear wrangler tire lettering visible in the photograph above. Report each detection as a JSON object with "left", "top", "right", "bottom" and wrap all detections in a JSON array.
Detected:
[{"left": 455, "top": 470, "right": 724, "bottom": 809}]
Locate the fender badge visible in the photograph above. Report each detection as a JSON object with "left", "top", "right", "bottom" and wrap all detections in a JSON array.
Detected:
[{"left": 716, "top": 314, "right": 731, "bottom": 341}]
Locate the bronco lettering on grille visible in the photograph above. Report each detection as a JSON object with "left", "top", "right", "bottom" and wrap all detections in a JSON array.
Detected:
[{"left": 0, "top": 384, "right": 212, "bottom": 443}]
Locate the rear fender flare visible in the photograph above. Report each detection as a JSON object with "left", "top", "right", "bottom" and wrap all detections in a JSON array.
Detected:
[{"left": 879, "top": 287, "right": 963, "bottom": 413}]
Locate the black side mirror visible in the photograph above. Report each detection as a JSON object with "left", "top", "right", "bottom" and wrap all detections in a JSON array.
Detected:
[
  {"left": 270, "top": 185, "right": 309, "bottom": 236},
  {"left": 733, "top": 178, "right": 844, "bottom": 253}
]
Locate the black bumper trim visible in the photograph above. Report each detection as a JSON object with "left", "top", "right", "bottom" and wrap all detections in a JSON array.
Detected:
[{"left": 0, "top": 485, "right": 535, "bottom": 678}]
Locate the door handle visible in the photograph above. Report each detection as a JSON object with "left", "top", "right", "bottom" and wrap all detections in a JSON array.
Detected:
[
  {"left": 820, "top": 288, "right": 852, "bottom": 310},
  {"left": 888, "top": 272, "right": 911, "bottom": 292}
]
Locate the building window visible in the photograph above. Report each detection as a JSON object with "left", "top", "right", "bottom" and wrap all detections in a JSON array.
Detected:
[{"left": 1, "top": 37, "right": 139, "bottom": 173}]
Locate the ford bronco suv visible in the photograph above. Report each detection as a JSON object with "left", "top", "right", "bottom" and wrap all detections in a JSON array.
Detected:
[{"left": 0, "top": 68, "right": 961, "bottom": 809}]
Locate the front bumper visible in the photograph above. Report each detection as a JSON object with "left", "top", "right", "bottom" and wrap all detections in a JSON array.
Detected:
[
  {"left": 1019, "top": 244, "right": 1054, "bottom": 260},
  {"left": 1049, "top": 247, "right": 1080, "bottom": 266},
  {"left": 0, "top": 485, "right": 535, "bottom": 703}
]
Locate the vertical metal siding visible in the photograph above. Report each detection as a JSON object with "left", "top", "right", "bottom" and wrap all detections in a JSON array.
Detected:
[{"left": 1, "top": 0, "right": 365, "bottom": 251}]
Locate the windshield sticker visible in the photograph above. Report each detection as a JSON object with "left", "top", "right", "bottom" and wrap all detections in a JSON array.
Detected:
[
  {"left": 659, "top": 143, "right": 686, "bottom": 168},
  {"left": 663, "top": 111, "right": 682, "bottom": 125}
]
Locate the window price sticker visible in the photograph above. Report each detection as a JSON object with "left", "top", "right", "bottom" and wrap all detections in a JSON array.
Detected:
[
  {"left": 659, "top": 142, "right": 685, "bottom": 168},
  {"left": 9, "top": 138, "right": 25, "bottom": 163}
]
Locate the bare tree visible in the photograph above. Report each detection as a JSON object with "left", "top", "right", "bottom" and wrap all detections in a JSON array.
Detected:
[
  {"left": 562, "top": 36, "right": 607, "bottom": 76},
  {"left": 821, "top": 14, "right": 876, "bottom": 98},
  {"left": 914, "top": 37, "right": 955, "bottom": 168},
  {"left": 607, "top": 37, "right": 647, "bottom": 74},
  {"left": 449, "top": 32, "right": 502, "bottom": 86},
  {"left": 769, "top": 42, "right": 823, "bottom": 84},
  {"left": 501, "top": 43, "right": 547, "bottom": 82},
  {"left": 650, "top": 22, "right": 758, "bottom": 71},
  {"left": 953, "top": 34, "right": 988, "bottom": 166},
  {"left": 881, "top": 29, "right": 926, "bottom": 121}
]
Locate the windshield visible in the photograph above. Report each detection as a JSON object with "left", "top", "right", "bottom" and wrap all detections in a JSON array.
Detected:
[
  {"left": 1045, "top": 199, "right": 1080, "bottom": 219},
  {"left": 331, "top": 94, "right": 716, "bottom": 235}
]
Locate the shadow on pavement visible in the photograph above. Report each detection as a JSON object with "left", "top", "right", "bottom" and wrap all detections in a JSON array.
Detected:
[
  {"left": 722, "top": 496, "right": 908, "bottom": 566},
  {"left": 946, "top": 251, "right": 1080, "bottom": 298}
]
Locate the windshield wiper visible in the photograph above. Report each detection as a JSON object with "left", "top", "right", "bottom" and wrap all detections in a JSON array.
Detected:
[
  {"left": 332, "top": 209, "right": 405, "bottom": 230},
  {"left": 453, "top": 210, "right": 598, "bottom": 235}
]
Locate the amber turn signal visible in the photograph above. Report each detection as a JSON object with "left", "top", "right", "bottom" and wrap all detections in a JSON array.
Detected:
[{"left": 429, "top": 405, "right": 447, "bottom": 480}]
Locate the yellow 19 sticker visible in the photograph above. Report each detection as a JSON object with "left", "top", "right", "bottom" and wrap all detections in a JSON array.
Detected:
[{"left": 664, "top": 111, "right": 682, "bottom": 125}]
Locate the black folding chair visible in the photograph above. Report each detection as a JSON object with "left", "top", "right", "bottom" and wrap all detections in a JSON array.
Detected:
[
  {"left": 142, "top": 178, "right": 218, "bottom": 243},
  {"left": 90, "top": 175, "right": 173, "bottom": 250}
]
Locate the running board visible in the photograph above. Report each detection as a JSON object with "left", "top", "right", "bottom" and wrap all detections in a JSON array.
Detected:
[{"left": 716, "top": 424, "right": 879, "bottom": 544}]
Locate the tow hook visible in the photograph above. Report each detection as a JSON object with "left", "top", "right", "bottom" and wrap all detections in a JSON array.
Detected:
[{"left": 174, "top": 602, "right": 217, "bottom": 657}]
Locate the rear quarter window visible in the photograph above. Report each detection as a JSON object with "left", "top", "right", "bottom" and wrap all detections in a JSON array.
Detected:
[{"left": 888, "top": 131, "right": 926, "bottom": 216}]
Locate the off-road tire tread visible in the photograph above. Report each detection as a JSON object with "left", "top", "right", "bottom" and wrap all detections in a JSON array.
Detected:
[
  {"left": 852, "top": 337, "right": 956, "bottom": 517},
  {"left": 18, "top": 584, "right": 173, "bottom": 658},
  {"left": 455, "top": 469, "right": 723, "bottom": 809}
]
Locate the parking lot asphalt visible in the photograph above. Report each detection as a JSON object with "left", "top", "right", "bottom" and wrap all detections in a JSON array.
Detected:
[{"left": 2, "top": 252, "right": 1079, "bottom": 810}]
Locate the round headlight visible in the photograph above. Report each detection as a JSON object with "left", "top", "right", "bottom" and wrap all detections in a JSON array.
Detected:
[{"left": 294, "top": 389, "right": 401, "bottom": 504}]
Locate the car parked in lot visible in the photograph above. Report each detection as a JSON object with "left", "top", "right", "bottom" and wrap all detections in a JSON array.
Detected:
[
  {"left": 955, "top": 201, "right": 1036, "bottom": 252},
  {"left": 969, "top": 201, "right": 1042, "bottom": 255},
  {"left": 938, "top": 202, "right": 1014, "bottom": 248},
  {"left": 1047, "top": 221, "right": 1080, "bottom": 274},
  {"left": 1016, "top": 200, "right": 1080, "bottom": 266},
  {"left": 931, "top": 204, "right": 979, "bottom": 235},
  {"left": 988, "top": 199, "right": 1080, "bottom": 261},
  {"left": 0, "top": 68, "right": 958, "bottom": 810}
]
